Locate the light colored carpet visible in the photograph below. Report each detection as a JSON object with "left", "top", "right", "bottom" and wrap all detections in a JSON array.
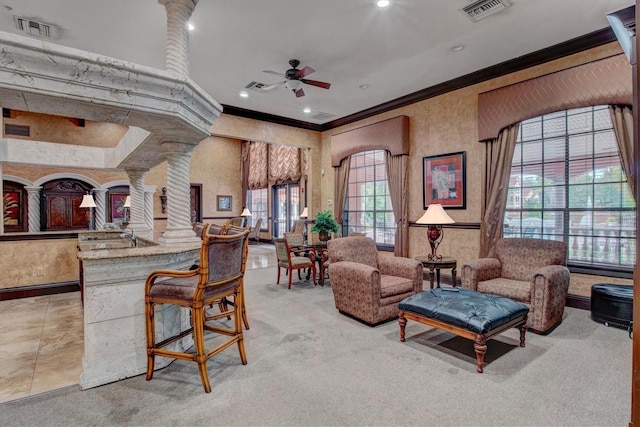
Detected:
[{"left": 0, "top": 266, "right": 631, "bottom": 426}]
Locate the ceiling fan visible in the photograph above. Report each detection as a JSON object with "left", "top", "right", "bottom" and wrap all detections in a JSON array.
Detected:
[{"left": 262, "top": 59, "right": 331, "bottom": 98}]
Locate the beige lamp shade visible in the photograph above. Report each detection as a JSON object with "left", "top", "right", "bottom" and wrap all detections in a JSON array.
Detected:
[
  {"left": 79, "top": 194, "right": 96, "bottom": 208},
  {"left": 416, "top": 204, "right": 455, "bottom": 225},
  {"left": 123, "top": 195, "right": 131, "bottom": 208},
  {"left": 300, "top": 207, "right": 309, "bottom": 218},
  {"left": 241, "top": 208, "right": 252, "bottom": 217}
]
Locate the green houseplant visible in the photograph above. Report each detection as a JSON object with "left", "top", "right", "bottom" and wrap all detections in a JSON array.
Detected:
[{"left": 311, "top": 210, "right": 340, "bottom": 242}]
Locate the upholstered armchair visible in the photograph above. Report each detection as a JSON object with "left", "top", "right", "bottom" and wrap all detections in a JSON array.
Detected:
[
  {"left": 247, "top": 218, "right": 263, "bottom": 243},
  {"left": 461, "top": 237, "right": 570, "bottom": 334},
  {"left": 327, "top": 236, "right": 423, "bottom": 325}
]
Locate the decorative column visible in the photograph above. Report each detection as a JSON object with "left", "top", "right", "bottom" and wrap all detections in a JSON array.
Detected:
[
  {"left": 159, "top": 141, "right": 198, "bottom": 244},
  {"left": 158, "top": 0, "right": 198, "bottom": 76},
  {"left": 144, "top": 186, "right": 157, "bottom": 234},
  {"left": 0, "top": 165, "right": 4, "bottom": 234},
  {"left": 24, "top": 186, "right": 41, "bottom": 233},
  {"left": 125, "top": 168, "right": 152, "bottom": 240},
  {"left": 93, "top": 189, "right": 107, "bottom": 231}
]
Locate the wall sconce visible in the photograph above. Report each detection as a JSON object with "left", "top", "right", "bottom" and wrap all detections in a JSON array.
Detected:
[{"left": 159, "top": 187, "right": 167, "bottom": 213}]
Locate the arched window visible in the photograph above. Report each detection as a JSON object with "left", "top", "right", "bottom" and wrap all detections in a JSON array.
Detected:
[
  {"left": 504, "top": 105, "right": 636, "bottom": 272},
  {"left": 343, "top": 150, "right": 395, "bottom": 246}
]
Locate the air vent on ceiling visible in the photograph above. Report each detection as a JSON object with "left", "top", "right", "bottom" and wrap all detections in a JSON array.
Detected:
[
  {"left": 14, "top": 16, "right": 58, "bottom": 39},
  {"left": 245, "top": 81, "right": 268, "bottom": 92},
  {"left": 310, "top": 112, "right": 336, "bottom": 121},
  {"left": 462, "top": 0, "right": 511, "bottom": 22}
]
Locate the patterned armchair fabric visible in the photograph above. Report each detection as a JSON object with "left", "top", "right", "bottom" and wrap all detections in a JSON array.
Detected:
[
  {"left": 327, "top": 236, "right": 423, "bottom": 325},
  {"left": 461, "top": 237, "right": 570, "bottom": 334}
]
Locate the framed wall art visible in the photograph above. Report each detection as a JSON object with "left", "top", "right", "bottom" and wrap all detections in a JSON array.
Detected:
[
  {"left": 217, "top": 195, "right": 232, "bottom": 211},
  {"left": 422, "top": 151, "right": 466, "bottom": 209}
]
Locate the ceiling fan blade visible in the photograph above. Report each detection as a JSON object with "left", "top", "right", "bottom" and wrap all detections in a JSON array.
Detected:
[
  {"left": 301, "top": 79, "right": 331, "bottom": 89},
  {"left": 263, "top": 70, "right": 286, "bottom": 77},
  {"left": 297, "top": 66, "right": 315, "bottom": 78},
  {"left": 294, "top": 87, "right": 305, "bottom": 98},
  {"left": 261, "top": 81, "right": 286, "bottom": 90}
]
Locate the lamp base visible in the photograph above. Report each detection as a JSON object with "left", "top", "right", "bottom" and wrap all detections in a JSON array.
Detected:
[{"left": 427, "top": 225, "right": 444, "bottom": 260}]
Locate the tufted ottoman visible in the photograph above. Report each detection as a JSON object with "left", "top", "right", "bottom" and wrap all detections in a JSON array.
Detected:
[{"left": 398, "top": 288, "right": 529, "bottom": 373}]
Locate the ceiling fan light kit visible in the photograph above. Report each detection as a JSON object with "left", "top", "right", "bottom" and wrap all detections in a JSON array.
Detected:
[{"left": 262, "top": 59, "right": 331, "bottom": 98}]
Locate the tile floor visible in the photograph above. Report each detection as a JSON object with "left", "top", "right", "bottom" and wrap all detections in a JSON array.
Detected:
[
  {"left": 0, "top": 292, "right": 84, "bottom": 403},
  {"left": 0, "top": 243, "right": 277, "bottom": 404}
]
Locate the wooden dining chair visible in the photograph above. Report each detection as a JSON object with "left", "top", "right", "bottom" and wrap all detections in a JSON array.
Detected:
[{"left": 273, "top": 238, "right": 316, "bottom": 289}]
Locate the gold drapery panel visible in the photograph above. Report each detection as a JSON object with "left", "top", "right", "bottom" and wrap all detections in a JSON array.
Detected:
[
  {"left": 248, "top": 141, "right": 268, "bottom": 189},
  {"left": 385, "top": 152, "right": 409, "bottom": 257},
  {"left": 333, "top": 157, "right": 351, "bottom": 224},
  {"left": 478, "top": 54, "right": 632, "bottom": 142},
  {"left": 479, "top": 124, "right": 519, "bottom": 258},
  {"left": 301, "top": 148, "right": 309, "bottom": 179},
  {"left": 609, "top": 105, "right": 635, "bottom": 200},
  {"left": 269, "top": 144, "right": 301, "bottom": 185}
]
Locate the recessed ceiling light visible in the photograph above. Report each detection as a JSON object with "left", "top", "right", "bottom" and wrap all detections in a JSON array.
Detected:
[
  {"left": 187, "top": 22, "right": 195, "bottom": 31},
  {"left": 303, "top": 107, "right": 311, "bottom": 114},
  {"left": 359, "top": 84, "right": 370, "bottom": 90},
  {"left": 377, "top": 0, "right": 390, "bottom": 8},
  {"left": 239, "top": 91, "right": 248, "bottom": 98},
  {"left": 451, "top": 44, "right": 465, "bottom": 52}
]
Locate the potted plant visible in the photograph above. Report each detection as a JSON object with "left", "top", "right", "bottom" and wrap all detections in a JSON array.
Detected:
[{"left": 311, "top": 210, "right": 340, "bottom": 242}]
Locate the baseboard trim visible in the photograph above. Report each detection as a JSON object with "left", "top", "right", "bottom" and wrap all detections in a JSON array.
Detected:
[
  {"left": 566, "top": 294, "right": 590, "bottom": 310},
  {"left": 0, "top": 281, "right": 80, "bottom": 301}
]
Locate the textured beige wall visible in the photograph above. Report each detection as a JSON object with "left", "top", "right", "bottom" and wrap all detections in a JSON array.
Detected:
[
  {"left": 1, "top": 42, "right": 626, "bottom": 293},
  {"left": 3, "top": 164, "right": 128, "bottom": 185},
  {"left": 319, "top": 42, "right": 624, "bottom": 272},
  {"left": 3, "top": 110, "right": 127, "bottom": 148},
  {"left": 0, "top": 239, "right": 79, "bottom": 289},
  {"left": 145, "top": 135, "right": 244, "bottom": 227}
]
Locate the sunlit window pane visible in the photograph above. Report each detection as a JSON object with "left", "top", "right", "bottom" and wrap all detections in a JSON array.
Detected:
[{"left": 505, "top": 105, "right": 635, "bottom": 269}]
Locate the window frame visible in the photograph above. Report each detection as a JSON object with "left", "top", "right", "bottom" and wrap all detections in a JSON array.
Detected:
[
  {"left": 504, "top": 105, "right": 635, "bottom": 277},
  {"left": 342, "top": 150, "right": 396, "bottom": 250}
]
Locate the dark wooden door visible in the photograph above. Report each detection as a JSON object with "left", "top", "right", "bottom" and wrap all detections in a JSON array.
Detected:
[
  {"left": 190, "top": 184, "right": 202, "bottom": 223},
  {"left": 42, "top": 179, "right": 92, "bottom": 230}
]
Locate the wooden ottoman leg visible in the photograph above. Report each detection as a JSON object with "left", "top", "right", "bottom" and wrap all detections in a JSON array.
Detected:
[
  {"left": 519, "top": 320, "right": 527, "bottom": 347},
  {"left": 473, "top": 334, "right": 487, "bottom": 373},
  {"left": 399, "top": 311, "right": 407, "bottom": 342}
]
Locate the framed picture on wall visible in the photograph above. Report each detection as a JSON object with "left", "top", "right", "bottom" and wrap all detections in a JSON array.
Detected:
[
  {"left": 110, "top": 193, "right": 129, "bottom": 222},
  {"left": 423, "top": 151, "right": 466, "bottom": 209},
  {"left": 3, "top": 190, "right": 21, "bottom": 226},
  {"left": 217, "top": 195, "right": 232, "bottom": 211}
]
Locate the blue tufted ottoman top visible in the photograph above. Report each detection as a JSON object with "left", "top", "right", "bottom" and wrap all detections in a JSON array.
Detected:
[{"left": 398, "top": 288, "right": 529, "bottom": 334}]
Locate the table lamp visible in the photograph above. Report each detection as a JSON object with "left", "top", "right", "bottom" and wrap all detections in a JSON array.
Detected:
[
  {"left": 240, "top": 207, "right": 252, "bottom": 227},
  {"left": 416, "top": 204, "right": 455, "bottom": 260},
  {"left": 300, "top": 207, "right": 309, "bottom": 244},
  {"left": 123, "top": 195, "right": 131, "bottom": 226},
  {"left": 79, "top": 193, "right": 97, "bottom": 230}
]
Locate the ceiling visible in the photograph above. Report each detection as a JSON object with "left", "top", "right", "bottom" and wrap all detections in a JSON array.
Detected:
[{"left": 0, "top": 0, "right": 633, "bottom": 129}]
